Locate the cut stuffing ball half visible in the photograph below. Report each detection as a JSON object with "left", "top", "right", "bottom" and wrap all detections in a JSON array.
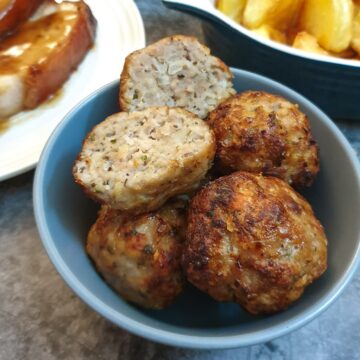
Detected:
[
  {"left": 119, "top": 35, "right": 235, "bottom": 119},
  {"left": 73, "top": 106, "right": 216, "bottom": 214}
]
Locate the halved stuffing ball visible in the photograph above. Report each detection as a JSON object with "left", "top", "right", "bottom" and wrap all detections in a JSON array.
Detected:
[
  {"left": 183, "top": 171, "right": 327, "bottom": 315},
  {"left": 119, "top": 35, "right": 236, "bottom": 119},
  {"left": 86, "top": 197, "right": 188, "bottom": 309},
  {"left": 207, "top": 91, "right": 319, "bottom": 187},
  {"left": 73, "top": 106, "right": 215, "bottom": 214}
]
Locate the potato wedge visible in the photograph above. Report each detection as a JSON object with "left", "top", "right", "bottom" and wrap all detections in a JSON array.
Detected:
[
  {"left": 243, "top": 0, "right": 303, "bottom": 31},
  {"left": 352, "top": 5, "right": 360, "bottom": 55},
  {"left": 252, "top": 25, "right": 287, "bottom": 44},
  {"left": 293, "top": 32, "right": 329, "bottom": 56},
  {"left": 216, "top": 0, "right": 247, "bottom": 23},
  {"left": 301, "top": 0, "right": 353, "bottom": 52}
]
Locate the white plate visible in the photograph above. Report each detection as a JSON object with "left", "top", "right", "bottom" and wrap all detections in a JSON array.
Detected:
[{"left": 0, "top": 0, "right": 145, "bottom": 181}]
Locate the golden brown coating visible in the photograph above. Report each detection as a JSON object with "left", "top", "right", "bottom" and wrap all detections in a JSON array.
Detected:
[
  {"left": 183, "top": 172, "right": 327, "bottom": 315},
  {"left": 207, "top": 91, "right": 320, "bottom": 187},
  {"left": 87, "top": 198, "right": 188, "bottom": 309}
]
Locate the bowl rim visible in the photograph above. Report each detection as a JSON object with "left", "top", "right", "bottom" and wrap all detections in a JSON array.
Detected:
[
  {"left": 162, "top": 0, "right": 360, "bottom": 68},
  {"left": 33, "top": 68, "right": 360, "bottom": 349}
]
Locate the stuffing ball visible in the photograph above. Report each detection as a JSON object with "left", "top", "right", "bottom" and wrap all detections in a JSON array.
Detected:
[
  {"left": 119, "top": 35, "right": 235, "bottom": 119},
  {"left": 73, "top": 106, "right": 215, "bottom": 214},
  {"left": 183, "top": 171, "right": 327, "bottom": 315},
  {"left": 207, "top": 91, "right": 319, "bottom": 187},
  {"left": 87, "top": 198, "right": 188, "bottom": 309}
]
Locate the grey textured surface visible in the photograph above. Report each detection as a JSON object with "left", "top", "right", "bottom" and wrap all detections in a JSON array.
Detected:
[{"left": 0, "top": 0, "right": 360, "bottom": 359}]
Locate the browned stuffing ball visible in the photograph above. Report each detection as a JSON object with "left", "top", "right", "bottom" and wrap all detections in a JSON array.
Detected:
[
  {"left": 183, "top": 171, "right": 327, "bottom": 315},
  {"left": 207, "top": 91, "right": 320, "bottom": 187},
  {"left": 87, "top": 197, "right": 188, "bottom": 309}
]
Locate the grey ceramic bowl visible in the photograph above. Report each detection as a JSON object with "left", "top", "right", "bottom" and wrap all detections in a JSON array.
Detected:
[
  {"left": 163, "top": 0, "right": 360, "bottom": 120},
  {"left": 34, "top": 68, "right": 360, "bottom": 349}
]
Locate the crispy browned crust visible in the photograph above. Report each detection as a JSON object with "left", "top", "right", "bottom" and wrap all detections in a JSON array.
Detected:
[
  {"left": 183, "top": 171, "right": 327, "bottom": 315},
  {"left": 0, "top": 0, "right": 44, "bottom": 39},
  {"left": 86, "top": 198, "right": 188, "bottom": 309},
  {"left": 207, "top": 91, "right": 319, "bottom": 187},
  {"left": 119, "top": 34, "right": 233, "bottom": 112},
  {"left": 23, "top": 1, "right": 96, "bottom": 109}
]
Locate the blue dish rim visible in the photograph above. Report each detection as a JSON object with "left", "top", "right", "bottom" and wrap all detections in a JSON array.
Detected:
[{"left": 33, "top": 68, "right": 360, "bottom": 349}]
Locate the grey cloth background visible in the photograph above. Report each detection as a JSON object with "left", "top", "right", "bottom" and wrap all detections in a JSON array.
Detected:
[{"left": 1, "top": 1, "right": 360, "bottom": 359}]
